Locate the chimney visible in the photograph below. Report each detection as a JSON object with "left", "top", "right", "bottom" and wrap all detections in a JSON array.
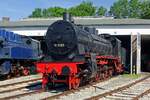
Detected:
[
  {"left": 2, "top": 17, "right": 10, "bottom": 23},
  {"left": 63, "top": 12, "right": 74, "bottom": 23}
]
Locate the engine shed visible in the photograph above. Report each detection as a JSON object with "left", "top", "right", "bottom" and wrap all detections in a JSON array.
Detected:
[{"left": 1, "top": 17, "right": 150, "bottom": 74}]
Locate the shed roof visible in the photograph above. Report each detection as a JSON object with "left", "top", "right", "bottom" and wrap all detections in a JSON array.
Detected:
[{"left": 1, "top": 17, "right": 150, "bottom": 28}]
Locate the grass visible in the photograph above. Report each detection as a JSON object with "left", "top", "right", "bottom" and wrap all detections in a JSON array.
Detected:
[{"left": 122, "top": 73, "right": 142, "bottom": 79}]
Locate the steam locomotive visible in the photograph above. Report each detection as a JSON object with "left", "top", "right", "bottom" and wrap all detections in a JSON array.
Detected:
[
  {"left": 0, "top": 29, "right": 41, "bottom": 78},
  {"left": 36, "top": 13, "right": 124, "bottom": 89}
]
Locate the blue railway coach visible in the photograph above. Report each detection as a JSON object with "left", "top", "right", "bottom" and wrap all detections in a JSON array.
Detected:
[{"left": 0, "top": 29, "right": 41, "bottom": 77}]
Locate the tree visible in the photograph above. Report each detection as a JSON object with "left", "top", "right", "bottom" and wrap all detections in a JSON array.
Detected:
[
  {"left": 46, "top": 7, "right": 66, "bottom": 17},
  {"left": 129, "top": 0, "right": 141, "bottom": 18},
  {"left": 97, "top": 6, "right": 107, "bottom": 16},
  {"left": 30, "top": 7, "right": 66, "bottom": 18},
  {"left": 29, "top": 1, "right": 96, "bottom": 18},
  {"left": 140, "top": 0, "right": 150, "bottom": 19},
  {"left": 42, "top": 9, "right": 49, "bottom": 18},
  {"left": 68, "top": 1, "right": 96, "bottom": 16},
  {"left": 29, "top": 0, "right": 150, "bottom": 19},
  {"left": 110, "top": 0, "right": 150, "bottom": 19},
  {"left": 110, "top": 0, "right": 129, "bottom": 18},
  {"left": 29, "top": 8, "right": 42, "bottom": 18}
]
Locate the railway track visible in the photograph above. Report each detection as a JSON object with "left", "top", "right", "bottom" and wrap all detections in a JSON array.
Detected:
[
  {"left": 0, "top": 89, "right": 44, "bottom": 100},
  {"left": 49, "top": 74, "right": 149, "bottom": 100},
  {"left": 42, "top": 85, "right": 95, "bottom": 100},
  {"left": 0, "top": 74, "right": 149, "bottom": 100},
  {"left": 0, "top": 75, "right": 42, "bottom": 100},
  {"left": 0, "top": 81, "right": 65, "bottom": 100},
  {"left": 42, "top": 76, "right": 125, "bottom": 100},
  {"left": 86, "top": 75, "right": 150, "bottom": 100},
  {"left": 0, "top": 76, "right": 111, "bottom": 100},
  {"left": 0, "top": 80, "right": 41, "bottom": 94},
  {"left": 0, "top": 84, "right": 68, "bottom": 100},
  {"left": 139, "top": 89, "right": 150, "bottom": 100},
  {"left": 0, "top": 78, "right": 41, "bottom": 88}
]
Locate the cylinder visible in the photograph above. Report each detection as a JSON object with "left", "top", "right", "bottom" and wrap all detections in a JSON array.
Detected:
[{"left": 63, "top": 12, "right": 72, "bottom": 22}]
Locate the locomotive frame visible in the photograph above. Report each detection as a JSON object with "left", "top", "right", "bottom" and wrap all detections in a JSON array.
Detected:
[{"left": 36, "top": 55, "right": 123, "bottom": 89}]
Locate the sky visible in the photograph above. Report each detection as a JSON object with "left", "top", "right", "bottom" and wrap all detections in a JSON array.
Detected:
[{"left": 0, "top": 0, "right": 116, "bottom": 21}]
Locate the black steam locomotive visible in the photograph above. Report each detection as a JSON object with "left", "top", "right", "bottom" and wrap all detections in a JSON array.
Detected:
[{"left": 36, "top": 13, "right": 124, "bottom": 89}]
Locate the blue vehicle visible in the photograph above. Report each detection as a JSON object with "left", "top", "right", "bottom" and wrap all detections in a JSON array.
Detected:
[{"left": 0, "top": 29, "right": 41, "bottom": 77}]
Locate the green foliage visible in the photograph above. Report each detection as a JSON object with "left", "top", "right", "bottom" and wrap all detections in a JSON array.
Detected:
[
  {"left": 29, "top": 1, "right": 96, "bottom": 17},
  {"left": 97, "top": 6, "right": 107, "bottom": 16},
  {"left": 110, "top": 0, "right": 150, "bottom": 19},
  {"left": 42, "top": 9, "right": 49, "bottom": 18},
  {"left": 46, "top": 7, "right": 66, "bottom": 17},
  {"left": 140, "top": 0, "right": 150, "bottom": 19},
  {"left": 122, "top": 74, "right": 141, "bottom": 79},
  {"left": 29, "top": 8, "right": 42, "bottom": 18},
  {"left": 29, "top": 7, "right": 66, "bottom": 18},
  {"left": 68, "top": 1, "right": 96, "bottom": 16},
  {"left": 129, "top": 0, "right": 141, "bottom": 18},
  {"left": 29, "top": 0, "right": 150, "bottom": 19},
  {"left": 110, "top": 0, "right": 129, "bottom": 18}
]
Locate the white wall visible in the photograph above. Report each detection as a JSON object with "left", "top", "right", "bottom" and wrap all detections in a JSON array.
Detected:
[
  {"left": 97, "top": 29, "right": 150, "bottom": 35},
  {"left": 12, "top": 28, "right": 150, "bottom": 36},
  {"left": 12, "top": 30, "right": 46, "bottom": 36}
]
